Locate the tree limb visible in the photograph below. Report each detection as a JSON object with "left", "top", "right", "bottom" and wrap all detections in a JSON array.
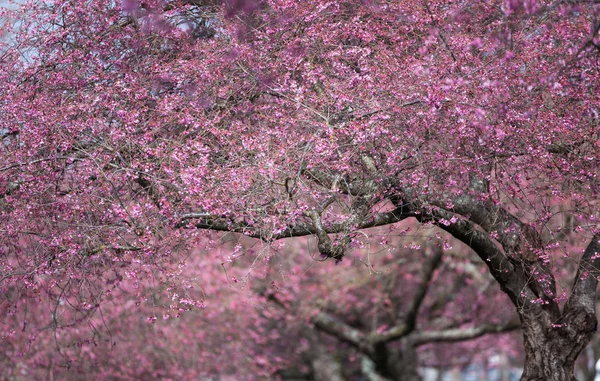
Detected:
[
  {"left": 404, "top": 246, "right": 444, "bottom": 330},
  {"left": 176, "top": 207, "right": 414, "bottom": 241},
  {"left": 410, "top": 319, "right": 521, "bottom": 346},
  {"left": 421, "top": 206, "right": 535, "bottom": 308},
  {"left": 371, "top": 247, "right": 443, "bottom": 344},
  {"left": 564, "top": 233, "right": 600, "bottom": 320},
  {"left": 310, "top": 311, "right": 373, "bottom": 355}
]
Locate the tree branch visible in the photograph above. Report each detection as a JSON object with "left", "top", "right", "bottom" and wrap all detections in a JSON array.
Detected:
[
  {"left": 404, "top": 246, "right": 444, "bottom": 329},
  {"left": 423, "top": 206, "right": 535, "bottom": 307},
  {"left": 367, "top": 324, "right": 410, "bottom": 346},
  {"left": 446, "top": 197, "right": 541, "bottom": 257},
  {"left": 176, "top": 207, "right": 414, "bottom": 241},
  {"left": 410, "top": 319, "right": 521, "bottom": 346},
  {"left": 565, "top": 233, "right": 600, "bottom": 318},
  {"left": 310, "top": 311, "right": 373, "bottom": 355},
  {"left": 371, "top": 246, "right": 443, "bottom": 344},
  {"left": 301, "top": 168, "right": 376, "bottom": 196},
  {"left": 305, "top": 210, "right": 346, "bottom": 260},
  {"left": 433, "top": 198, "right": 559, "bottom": 315}
]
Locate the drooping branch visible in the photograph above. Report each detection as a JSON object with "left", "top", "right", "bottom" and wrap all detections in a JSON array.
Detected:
[
  {"left": 440, "top": 195, "right": 541, "bottom": 258},
  {"left": 427, "top": 206, "right": 569, "bottom": 325},
  {"left": 391, "top": 179, "right": 558, "bottom": 318},
  {"left": 430, "top": 208, "right": 535, "bottom": 306},
  {"left": 299, "top": 164, "right": 550, "bottom": 309},
  {"left": 439, "top": 190, "right": 555, "bottom": 304},
  {"left": 430, "top": 173, "right": 543, "bottom": 273},
  {"left": 176, "top": 167, "right": 544, "bottom": 315},
  {"left": 177, "top": 180, "right": 540, "bottom": 316}
]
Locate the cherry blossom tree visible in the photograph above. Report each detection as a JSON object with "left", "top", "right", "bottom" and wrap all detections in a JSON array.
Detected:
[
  {"left": 1, "top": 0, "right": 600, "bottom": 379},
  {"left": 262, "top": 242, "right": 520, "bottom": 381},
  {"left": 0, "top": 231, "right": 520, "bottom": 380}
]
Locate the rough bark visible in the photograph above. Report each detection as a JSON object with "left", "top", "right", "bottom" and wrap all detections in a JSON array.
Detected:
[
  {"left": 517, "top": 234, "right": 600, "bottom": 380},
  {"left": 520, "top": 324, "right": 581, "bottom": 381}
]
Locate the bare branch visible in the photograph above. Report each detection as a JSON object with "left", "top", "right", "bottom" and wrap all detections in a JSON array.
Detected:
[
  {"left": 410, "top": 319, "right": 521, "bottom": 346},
  {"left": 372, "top": 247, "right": 444, "bottom": 344},
  {"left": 311, "top": 312, "right": 373, "bottom": 355},
  {"left": 367, "top": 323, "right": 410, "bottom": 345},
  {"left": 404, "top": 246, "right": 444, "bottom": 328}
]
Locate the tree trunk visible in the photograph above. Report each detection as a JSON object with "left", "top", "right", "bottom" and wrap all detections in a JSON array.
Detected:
[
  {"left": 386, "top": 342, "right": 422, "bottom": 381},
  {"left": 521, "top": 336, "right": 577, "bottom": 381},
  {"left": 520, "top": 308, "right": 597, "bottom": 381}
]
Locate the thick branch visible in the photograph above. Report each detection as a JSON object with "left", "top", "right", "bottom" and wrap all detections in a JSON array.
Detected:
[
  {"left": 306, "top": 210, "right": 346, "bottom": 260},
  {"left": 404, "top": 246, "right": 444, "bottom": 329},
  {"left": 310, "top": 311, "right": 373, "bottom": 355},
  {"left": 367, "top": 323, "right": 410, "bottom": 346},
  {"left": 433, "top": 187, "right": 557, "bottom": 316},
  {"left": 177, "top": 207, "right": 413, "bottom": 240},
  {"left": 410, "top": 319, "right": 521, "bottom": 346},
  {"left": 438, "top": 192, "right": 541, "bottom": 258},
  {"left": 372, "top": 247, "right": 443, "bottom": 344},
  {"left": 432, "top": 173, "right": 552, "bottom": 303},
  {"left": 424, "top": 207, "right": 535, "bottom": 307},
  {"left": 565, "top": 233, "right": 600, "bottom": 317}
]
